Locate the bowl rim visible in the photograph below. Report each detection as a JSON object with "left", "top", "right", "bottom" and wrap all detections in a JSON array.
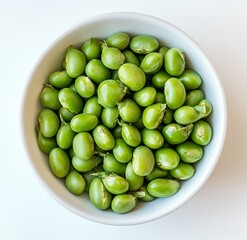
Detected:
[{"left": 21, "top": 11, "right": 227, "bottom": 225}]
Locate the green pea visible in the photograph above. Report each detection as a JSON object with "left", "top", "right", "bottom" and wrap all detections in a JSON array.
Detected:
[
  {"left": 81, "top": 38, "right": 101, "bottom": 60},
  {"left": 169, "top": 162, "right": 195, "bottom": 180},
  {"left": 118, "top": 63, "right": 146, "bottom": 91},
  {"left": 40, "top": 85, "right": 61, "bottom": 111},
  {"left": 106, "top": 32, "right": 130, "bottom": 50},
  {"left": 123, "top": 50, "right": 140, "bottom": 66},
  {"left": 72, "top": 155, "right": 102, "bottom": 172},
  {"left": 101, "top": 107, "right": 119, "bottom": 129},
  {"left": 163, "top": 107, "right": 174, "bottom": 124},
  {"left": 121, "top": 123, "right": 141, "bottom": 147},
  {"left": 48, "top": 70, "right": 73, "bottom": 88},
  {"left": 133, "top": 86, "right": 157, "bottom": 107},
  {"left": 83, "top": 165, "right": 103, "bottom": 192},
  {"left": 159, "top": 46, "right": 170, "bottom": 57},
  {"left": 56, "top": 122, "right": 76, "bottom": 149},
  {"left": 65, "top": 170, "right": 86, "bottom": 195},
  {"left": 49, "top": 148, "right": 70, "bottom": 178},
  {"left": 85, "top": 59, "right": 111, "bottom": 84},
  {"left": 125, "top": 161, "right": 144, "bottom": 191},
  {"left": 130, "top": 35, "right": 159, "bottom": 54},
  {"left": 70, "top": 113, "right": 98, "bottom": 132},
  {"left": 155, "top": 92, "right": 166, "bottom": 104},
  {"left": 65, "top": 47, "right": 86, "bottom": 78},
  {"left": 185, "top": 89, "right": 205, "bottom": 106},
  {"left": 83, "top": 96, "right": 102, "bottom": 118},
  {"left": 191, "top": 120, "right": 212, "bottom": 146},
  {"left": 178, "top": 69, "right": 202, "bottom": 90},
  {"left": 58, "top": 107, "right": 76, "bottom": 122},
  {"left": 38, "top": 109, "right": 60, "bottom": 138},
  {"left": 89, "top": 177, "right": 112, "bottom": 210},
  {"left": 103, "top": 154, "right": 127, "bottom": 177},
  {"left": 152, "top": 70, "right": 171, "bottom": 89},
  {"left": 75, "top": 76, "right": 95, "bottom": 98},
  {"left": 73, "top": 132, "right": 95, "bottom": 160},
  {"left": 93, "top": 125, "right": 115, "bottom": 151},
  {"left": 164, "top": 48, "right": 185, "bottom": 76},
  {"left": 155, "top": 148, "right": 180, "bottom": 170},
  {"left": 176, "top": 141, "right": 203, "bottom": 163},
  {"left": 142, "top": 129, "right": 164, "bottom": 149},
  {"left": 145, "top": 166, "right": 168, "bottom": 182},
  {"left": 68, "top": 82, "right": 77, "bottom": 92},
  {"left": 111, "top": 69, "right": 119, "bottom": 80},
  {"left": 162, "top": 123, "right": 193, "bottom": 144},
  {"left": 112, "top": 138, "right": 133, "bottom": 163},
  {"left": 164, "top": 77, "right": 186, "bottom": 110},
  {"left": 147, "top": 178, "right": 180, "bottom": 197},
  {"left": 140, "top": 52, "right": 163, "bottom": 74},
  {"left": 133, "top": 117, "right": 145, "bottom": 129},
  {"left": 112, "top": 125, "right": 123, "bottom": 139},
  {"left": 58, "top": 88, "right": 83, "bottom": 114},
  {"left": 37, "top": 127, "right": 57, "bottom": 154},
  {"left": 194, "top": 99, "right": 213, "bottom": 119},
  {"left": 97, "top": 80, "right": 127, "bottom": 108},
  {"left": 101, "top": 46, "right": 125, "bottom": 70},
  {"left": 142, "top": 103, "right": 166, "bottom": 129},
  {"left": 139, "top": 184, "right": 155, "bottom": 202},
  {"left": 174, "top": 106, "right": 200, "bottom": 125},
  {"left": 118, "top": 98, "right": 141, "bottom": 123},
  {"left": 132, "top": 145, "right": 155, "bottom": 176}
]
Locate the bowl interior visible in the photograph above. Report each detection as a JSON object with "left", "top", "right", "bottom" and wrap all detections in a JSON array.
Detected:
[{"left": 22, "top": 12, "right": 226, "bottom": 225}]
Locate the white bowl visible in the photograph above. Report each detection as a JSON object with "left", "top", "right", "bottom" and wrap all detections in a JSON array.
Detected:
[{"left": 22, "top": 12, "right": 227, "bottom": 225}]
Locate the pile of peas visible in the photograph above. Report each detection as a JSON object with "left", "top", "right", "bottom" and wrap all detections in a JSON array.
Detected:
[{"left": 37, "top": 32, "right": 213, "bottom": 214}]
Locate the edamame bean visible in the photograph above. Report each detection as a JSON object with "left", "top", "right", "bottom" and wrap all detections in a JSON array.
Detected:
[
  {"left": 103, "top": 154, "right": 127, "bottom": 177},
  {"left": 123, "top": 50, "right": 140, "bottom": 66},
  {"left": 133, "top": 86, "right": 157, "bottom": 107},
  {"left": 121, "top": 123, "right": 141, "bottom": 147},
  {"left": 145, "top": 166, "right": 168, "bottom": 182},
  {"left": 174, "top": 106, "right": 200, "bottom": 125},
  {"left": 178, "top": 69, "right": 202, "bottom": 90},
  {"left": 56, "top": 122, "right": 76, "bottom": 149},
  {"left": 81, "top": 38, "right": 101, "bottom": 60},
  {"left": 185, "top": 89, "right": 205, "bottom": 106},
  {"left": 140, "top": 52, "right": 163, "bottom": 74},
  {"left": 40, "top": 85, "right": 61, "bottom": 110},
  {"left": 101, "top": 107, "right": 119, "bottom": 129},
  {"left": 75, "top": 76, "right": 95, "bottom": 98},
  {"left": 169, "top": 162, "right": 195, "bottom": 180},
  {"left": 155, "top": 148, "right": 180, "bottom": 170},
  {"left": 194, "top": 99, "right": 213, "bottom": 118},
  {"left": 72, "top": 155, "right": 102, "bottom": 172},
  {"left": 142, "top": 128, "right": 164, "bottom": 149},
  {"left": 48, "top": 70, "right": 73, "bottom": 88},
  {"left": 83, "top": 96, "right": 102, "bottom": 118},
  {"left": 65, "top": 170, "right": 86, "bottom": 195},
  {"left": 37, "top": 127, "right": 57, "bottom": 154},
  {"left": 152, "top": 70, "right": 171, "bottom": 89},
  {"left": 70, "top": 113, "right": 98, "bottom": 132},
  {"left": 155, "top": 92, "right": 166, "bottom": 104},
  {"left": 106, "top": 32, "right": 130, "bottom": 50},
  {"left": 130, "top": 35, "right": 159, "bottom": 54},
  {"left": 191, "top": 120, "right": 212, "bottom": 145},
  {"left": 158, "top": 46, "right": 169, "bottom": 57},
  {"left": 58, "top": 107, "right": 76, "bottom": 122},
  {"left": 163, "top": 107, "right": 174, "bottom": 124},
  {"left": 112, "top": 138, "right": 133, "bottom": 163},
  {"left": 139, "top": 184, "right": 155, "bottom": 202}
]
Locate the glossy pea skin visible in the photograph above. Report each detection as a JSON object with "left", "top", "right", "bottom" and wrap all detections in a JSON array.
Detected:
[
  {"left": 73, "top": 132, "right": 95, "bottom": 160},
  {"left": 85, "top": 59, "right": 111, "bottom": 84},
  {"left": 142, "top": 129, "right": 164, "bottom": 149},
  {"left": 49, "top": 148, "right": 70, "bottom": 178},
  {"left": 106, "top": 32, "right": 130, "bottom": 50},
  {"left": 121, "top": 123, "right": 141, "bottom": 147},
  {"left": 97, "top": 80, "right": 127, "bottom": 108},
  {"left": 194, "top": 99, "right": 213, "bottom": 119},
  {"left": 130, "top": 35, "right": 159, "bottom": 54},
  {"left": 40, "top": 86, "right": 61, "bottom": 111},
  {"left": 145, "top": 166, "right": 168, "bottom": 182},
  {"left": 65, "top": 47, "right": 86, "bottom": 78},
  {"left": 103, "top": 154, "right": 127, "bottom": 177},
  {"left": 101, "top": 46, "right": 125, "bottom": 70},
  {"left": 58, "top": 107, "right": 76, "bottom": 122},
  {"left": 58, "top": 88, "right": 83, "bottom": 114},
  {"left": 133, "top": 86, "right": 157, "bottom": 107},
  {"left": 162, "top": 123, "right": 193, "bottom": 145},
  {"left": 111, "top": 194, "right": 136, "bottom": 214},
  {"left": 118, "top": 63, "right": 146, "bottom": 91},
  {"left": 75, "top": 76, "right": 95, "bottom": 98},
  {"left": 163, "top": 107, "right": 174, "bottom": 124},
  {"left": 159, "top": 46, "right": 170, "bottom": 57},
  {"left": 174, "top": 106, "right": 200, "bottom": 125},
  {"left": 155, "top": 92, "right": 166, "bottom": 104},
  {"left": 81, "top": 38, "right": 101, "bottom": 60},
  {"left": 132, "top": 145, "right": 155, "bottom": 176},
  {"left": 83, "top": 165, "right": 103, "bottom": 192},
  {"left": 123, "top": 50, "right": 140, "bottom": 66},
  {"left": 178, "top": 69, "right": 202, "bottom": 90},
  {"left": 112, "top": 138, "right": 133, "bottom": 163},
  {"left": 185, "top": 89, "right": 205, "bottom": 106},
  {"left": 70, "top": 113, "right": 98, "bottom": 132},
  {"left": 65, "top": 170, "right": 86, "bottom": 195},
  {"left": 139, "top": 184, "right": 155, "bottom": 202},
  {"left": 191, "top": 120, "right": 212, "bottom": 146},
  {"left": 152, "top": 70, "right": 171, "bottom": 89},
  {"left": 93, "top": 125, "right": 115, "bottom": 151},
  {"left": 83, "top": 96, "right": 102, "bottom": 118},
  {"left": 142, "top": 103, "right": 166, "bottom": 129},
  {"left": 37, "top": 127, "right": 57, "bottom": 154},
  {"left": 72, "top": 155, "right": 102, "bottom": 172},
  {"left": 38, "top": 109, "right": 60, "bottom": 138},
  {"left": 101, "top": 107, "right": 119, "bottom": 129},
  {"left": 89, "top": 177, "right": 112, "bottom": 210},
  {"left": 118, "top": 98, "right": 141, "bottom": 123},
  {"left": 112, "top": 125, "right": 123, "bottom": 139},
  {"left": 147, "top": 178, "right": 180, "bottom": 197},
  {"left": 176, "top": 141, "right": 203, "bottom": 163},
  {"left": 56, "top": 123, "right": 76, "bottom": 149},
  {"left": 48, "top": 70, "right": 73, "bottom": 88},
  {"left": 125, "top": 161, "right": 144, "bottom": 191},
  {"left": 164, "top": 77, "right": 186, "bottom": 110},
  {"left": 169, "top": 162, "right": 195, "bottom": 180},
  {"left": 164, "top": 48, "right": 185, "bottom": 76},
  {"left": 155, "top": 148, "right": 180, "bottom": 170},
  {"left": 140, "top": 52, "right": 163, "bottom": 74}
]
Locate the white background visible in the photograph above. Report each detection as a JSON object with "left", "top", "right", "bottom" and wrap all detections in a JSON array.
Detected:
[{"left": 1, "top": 0, "right": 246, "bottom": 239}]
